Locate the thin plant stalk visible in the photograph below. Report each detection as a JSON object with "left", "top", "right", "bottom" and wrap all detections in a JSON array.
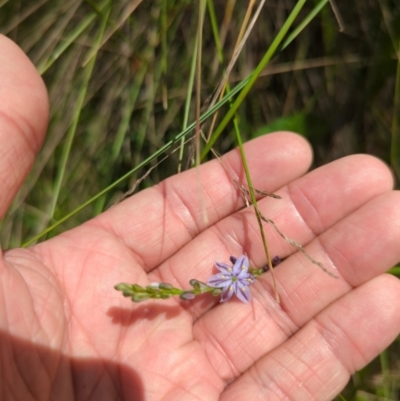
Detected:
[
  {"left": 178, "top": 31, "right": 198, "bottom": 173},
  {"left": 207, "top": 0, "right": 279, "bottom": 301},
  {"left": 205, "top": 0, "right": 257, "bottom": 142},
  {"left": 235, "top": 131, "right": 280, "bottom": 302}
]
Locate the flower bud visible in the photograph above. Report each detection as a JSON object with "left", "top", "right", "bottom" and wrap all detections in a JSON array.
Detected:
[
  {"left": 159, "top": 282, "right": 173, "bottom": 290},
  {"left": 180, "top": 292, "right": 196, "bottom": 301},
  {"left": 189, "top": 279, "right": 208, "bottom": 292},
  {"left": 272, "top": 256, "right": 281, "bottom": 267},
  {"left": 114, "top": 283, "right": 131, "bottom": 292},
  {"left": 189, "top": 279, "right": 200, "bottom": 289},
  {"left": 131, "top": 293, "right": 150, "bottom": 302}
]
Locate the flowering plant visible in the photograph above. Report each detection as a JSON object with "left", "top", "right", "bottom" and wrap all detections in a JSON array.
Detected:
[{"left": 114, "top": 254, "right": 280, "bottom": 303}]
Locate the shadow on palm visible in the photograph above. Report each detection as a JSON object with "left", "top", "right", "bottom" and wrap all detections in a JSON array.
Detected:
[{"left": 0, "top": 330, "right": 145, "bottom": 400}]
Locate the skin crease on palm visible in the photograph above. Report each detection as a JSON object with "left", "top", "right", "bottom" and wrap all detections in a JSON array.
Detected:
[{"left": 1, "top": 34, "right": 400, "bottom": 401}]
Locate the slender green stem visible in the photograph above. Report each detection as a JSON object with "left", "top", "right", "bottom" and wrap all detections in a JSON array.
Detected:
[
  {"left": 379, "top": 349, "right": 391, "bottom": 399},
  {"left": 114, "top": 280, "right": 221, "bottom": 302},
  {"left": 207, "top": 0, "right": 280, "bottom": 300},
  {"left": 234, "top": 130, "right": 279, "bottom": 301}
]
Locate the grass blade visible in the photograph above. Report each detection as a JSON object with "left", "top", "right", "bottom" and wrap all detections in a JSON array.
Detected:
[{"left": 46, "top": 4, "right": 111, "bottom": 222}]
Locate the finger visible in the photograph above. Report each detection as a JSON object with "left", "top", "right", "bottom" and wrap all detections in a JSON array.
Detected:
[
  {"left": 219, "top": 274, "right": 400, "bottom": 401},
  {"left": 261, "top": 189, "right": 400, "bottom": 325},
  {"left": 92, "top": 132, "right": 312, "bottom": 270},
  {"left": 0, "top": 35, "right": 49, "bottom": 219},
  {"left": 154, "top": 154, "right": 392, "bottom": 315},
  {"left": 192, "top": 189, "right": 400, "bottom": 382}
]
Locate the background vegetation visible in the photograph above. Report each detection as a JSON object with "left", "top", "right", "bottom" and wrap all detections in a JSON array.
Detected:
[{"left": 0, "top": 0, "right": 399, "bottom": 399}]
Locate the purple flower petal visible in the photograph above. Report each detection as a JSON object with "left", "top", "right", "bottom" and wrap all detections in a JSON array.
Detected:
[
  {"left": 237, "top": 268, "right": 252, "bottom": 281},
  {"left": 235, "top": 283, "right": 252, "bottom": 303},
  {"left": 232, "top": 255, "right": 248, "bottom": 275},
  {"left": 238, "top": 273, "right": 255, "bottom": 286},
  {"left": 220, "top": 285, "right": 234, "bottom": 302},
  {"left": 207, "top": 273, "right": 232, "bottom": 288},
  {"left": 215, "top": 262, "right": 233, "bottom": 274}
]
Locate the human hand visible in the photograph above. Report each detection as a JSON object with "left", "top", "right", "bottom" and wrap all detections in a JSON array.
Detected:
[{"left": 1, "top": 35, "right": 400, "bottom": 401}]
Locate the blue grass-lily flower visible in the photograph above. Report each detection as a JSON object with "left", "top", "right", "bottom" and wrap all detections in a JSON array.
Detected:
[{"left": 207, "top": 255, "right": 255, "bottom": 303}]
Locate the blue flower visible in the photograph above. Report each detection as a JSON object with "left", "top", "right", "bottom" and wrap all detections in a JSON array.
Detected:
[{"left": 207, "top": 255, "right": 255, "bottom": 303}]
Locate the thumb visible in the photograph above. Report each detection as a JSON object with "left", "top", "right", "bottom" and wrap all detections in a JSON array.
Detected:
[{"left": 0, "top": 35, "right": 49, "bottom": 219}]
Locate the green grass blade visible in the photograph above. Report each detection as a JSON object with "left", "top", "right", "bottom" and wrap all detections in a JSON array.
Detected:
[
  {"left": 379, "top": 349, "right": 391, "bottom": 398},
  {"left": 280, "top": 0, "right": 329, "bottom": 51},
  {"left": 388, "top": 266, "right": 400, "bottom": 276},
  {"left": 391, "top": 60, "right": 400, "bottom": 182},
  {"left": 37, "top": 0, "right": 109, "bottom": 74},
  {"left": 206, "top": 0, "right": 223, "bottom": 64},
  {"left": 46, "top": 4, "right": 111, "bottom": 222},
  {"left": 112, "top": 62, "right": 148, "bottom": 162},
  {"left": 178, "top": 32, "right": 198, "bottom": 172},
  {"left": 161, "top": 0, "right": 168, "bottom": 77}
]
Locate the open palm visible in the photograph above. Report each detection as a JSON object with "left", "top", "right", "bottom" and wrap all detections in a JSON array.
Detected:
[{"left": 1, "top": 35, "right": 400, "bottom": 401}]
